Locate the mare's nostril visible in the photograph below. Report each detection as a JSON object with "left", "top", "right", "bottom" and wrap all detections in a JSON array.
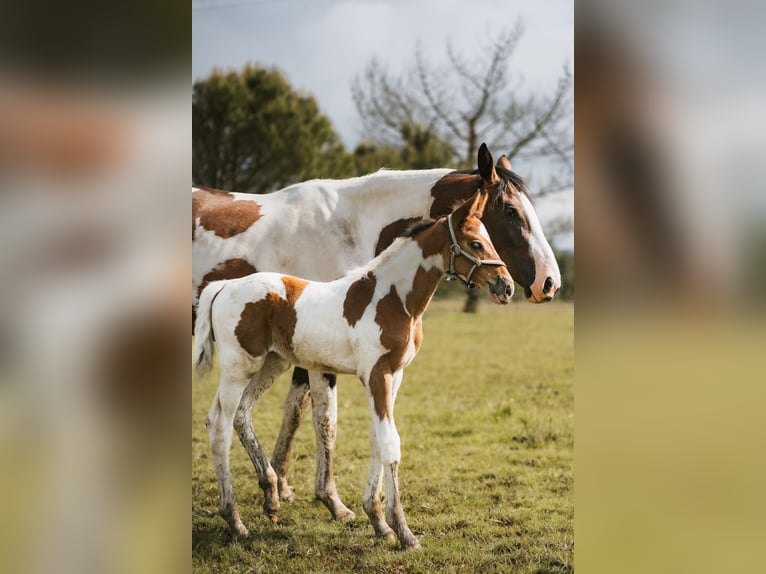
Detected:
[{"left": 543, "top": 276, "right": 553, "bottom": 294}]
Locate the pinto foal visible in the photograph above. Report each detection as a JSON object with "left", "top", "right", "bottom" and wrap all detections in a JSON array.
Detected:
[{"left": 194, "top": 190, "right": 513, "bottom": 549}]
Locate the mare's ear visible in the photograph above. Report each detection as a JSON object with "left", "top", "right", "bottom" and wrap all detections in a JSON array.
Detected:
[
  {"left": 478, "top": 143, "right": 500, "bottom": 186},
  {"left": 496, "top": 155, "right": 512, "bottom": 172}
]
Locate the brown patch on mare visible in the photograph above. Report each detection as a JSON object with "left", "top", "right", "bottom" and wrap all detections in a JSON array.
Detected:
[
  {"left": 192, "top": 187, "right": 262, "bottom": 239},
  {"left": 375, "top": 217, "right": 422, "bottom": 255},
  {"left": 235, "top": 276, "right": 308, "bottom": 359},
  {"left": 368, "top": 286, "right": 413, "bottom": 420},
  {"left": 429, "top": 173, "right": 480, "bottom": 218},
  {"left": 343, "top": 271, "right": 377, "bottom": 327},
  {"left": 405, "top": 265, "right": 444, "bottom": 318},
  {"left": 197, "top": 258, "right": 257, "bottom": 298}
]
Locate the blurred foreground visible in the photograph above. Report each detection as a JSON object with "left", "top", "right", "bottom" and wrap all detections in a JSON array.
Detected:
[{"left": 0, "top": 4, "right": 189, "bottom": 572}]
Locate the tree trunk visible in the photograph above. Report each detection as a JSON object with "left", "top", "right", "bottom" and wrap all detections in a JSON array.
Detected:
[{"left": 462, "top": 288, "right": 479, "bottom": 313}]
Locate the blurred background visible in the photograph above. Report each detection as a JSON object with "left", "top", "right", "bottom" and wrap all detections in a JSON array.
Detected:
[
  {"left": 575, "top": 1, "right": 766, "bottom": 573},
  {"left": 0, "top": 0, "right": 764, "bottom": 573}
]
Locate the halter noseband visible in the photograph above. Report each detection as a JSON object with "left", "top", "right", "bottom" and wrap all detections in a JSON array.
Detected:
[{"left": 444, "top": 213, "right": 506, "bottom": 288}]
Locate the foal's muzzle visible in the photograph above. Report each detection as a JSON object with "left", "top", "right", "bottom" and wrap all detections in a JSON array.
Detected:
[{"left": 489, "top": 275, "right": 514, "bottom": 304}]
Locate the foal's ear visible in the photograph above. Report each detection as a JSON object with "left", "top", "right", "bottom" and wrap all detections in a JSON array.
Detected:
[
  {"left": 496, "top": 155, "right": 512, "bottom": 172},
  {"left": 473, "top": 189, "right": 490, "bottom": 218},
  {"left": 478, "top": 143, "right": 500, "bottom": 186},
  {"left": 454, "top": 189, "right": 487, "bottom": 223}
]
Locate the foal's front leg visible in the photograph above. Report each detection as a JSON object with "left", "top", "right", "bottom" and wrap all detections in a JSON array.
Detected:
[
  {"left": 362, "top": 422, "right": 395, "bottom": 541},
  {"left": 366, "top": 369, "right": 420, "bottom": 550}
]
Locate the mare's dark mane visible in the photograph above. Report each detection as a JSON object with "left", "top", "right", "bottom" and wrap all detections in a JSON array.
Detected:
[{"left": 452, "top": 167, "right": 529, "bottom": 204}]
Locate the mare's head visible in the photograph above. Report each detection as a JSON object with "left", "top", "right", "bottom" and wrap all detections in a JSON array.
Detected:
[
  {"left": 445, "top": 190, "right": 514, "bottom": 304},
  {"left": 474, "top": 144, "right": 562, "bottom": 303}
]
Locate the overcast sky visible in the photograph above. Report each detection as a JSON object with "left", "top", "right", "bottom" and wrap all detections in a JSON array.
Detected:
[{"left": 192, "top": 0, "right": 573, "bottom": 247}]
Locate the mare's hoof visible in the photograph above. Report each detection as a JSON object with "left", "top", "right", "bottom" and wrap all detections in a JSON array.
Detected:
[
  {"left": 377, "top": 530, "right": 397, "bottom": 543},
  {"left": 230, "top": 523, "right": 250, "bottom": 539},
  {"left": 277, "top": 480, "right": 295, "bottom": 503},
  {"left": 399, "top": 537, "right": 421, "bottom": 551}
]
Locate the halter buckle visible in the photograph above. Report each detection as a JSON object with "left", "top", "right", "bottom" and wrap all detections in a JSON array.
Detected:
[{"left": 449, "top": 243, "right": 462, "bottom": 256}]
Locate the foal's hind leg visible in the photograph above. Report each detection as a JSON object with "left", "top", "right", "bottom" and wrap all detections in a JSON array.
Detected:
[
  {"left": 234, "top": 353, "right": 290, "bottom": 524},
  {"left": 206, "top": 369, "right": 253, "bottom": 538},
  {"left": 271, "top": 367, "right": 311, "bottom": 502},
  {"left": 310, "top": 372, "right": 355, "bottom": 521}
]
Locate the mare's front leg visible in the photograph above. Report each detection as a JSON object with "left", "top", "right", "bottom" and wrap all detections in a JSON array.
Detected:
[
  {"left": 309, "top": 371, "right": 355, "bottom": 521},
  {"left": 271, "top": 367, "right": 311, "bottom": 502},
  {"left": 234, "top": 354, "right": 290, "bottom": 524},
  {"left": 366, "top": 368, "right": 420, "bottom": 550}
]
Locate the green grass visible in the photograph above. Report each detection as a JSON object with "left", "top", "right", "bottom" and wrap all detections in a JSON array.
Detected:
[{"left": 192, "top": 299, "right": 573, "bottom": 573}]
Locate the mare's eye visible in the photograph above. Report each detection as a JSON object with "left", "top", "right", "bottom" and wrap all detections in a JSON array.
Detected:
[
  {"left": 504, "top": 206, "right": 517, "bottom": 218},
  {"left": 470, "top": 241, "right": 482, "bottom": 251}
]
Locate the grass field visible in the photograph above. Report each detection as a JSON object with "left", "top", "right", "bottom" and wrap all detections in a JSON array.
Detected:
[{"left": 192, "top": 299, "right": 573, "bottom": 573}]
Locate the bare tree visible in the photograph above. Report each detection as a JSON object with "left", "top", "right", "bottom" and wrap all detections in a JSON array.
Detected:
[{"left": 351, "top": 23, "right": 573, "bottom": 193}]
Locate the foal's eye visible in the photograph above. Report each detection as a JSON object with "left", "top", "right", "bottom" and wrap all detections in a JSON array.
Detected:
[
  {"left": 504, "top": 206, "right": 517, "bottom": 218},
  {"left": 470, "top": 241, "right": 483, "bottom": 251}
]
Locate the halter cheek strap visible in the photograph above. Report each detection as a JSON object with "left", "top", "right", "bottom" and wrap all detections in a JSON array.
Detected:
[{"left": 444, "top": 213, "right": 506, "bottom": 288}]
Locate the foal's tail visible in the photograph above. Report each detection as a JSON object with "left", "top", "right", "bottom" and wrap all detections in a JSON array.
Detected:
[{"left": 193, "top": 281, "right": 226, "bottom": 379}]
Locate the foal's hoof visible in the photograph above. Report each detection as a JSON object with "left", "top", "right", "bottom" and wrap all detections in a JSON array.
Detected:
[{"left": 331, "top": 506, "right": 356, "bottom": 523}]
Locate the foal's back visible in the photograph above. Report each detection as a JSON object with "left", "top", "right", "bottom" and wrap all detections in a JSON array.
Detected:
[{"left": 211, "top": 272, "right": 360, "bottom": 377}]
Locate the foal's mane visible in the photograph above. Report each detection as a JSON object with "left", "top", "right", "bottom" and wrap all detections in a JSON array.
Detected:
[{"left": 404, "top": 218, "right": 438, "bottom": 237}]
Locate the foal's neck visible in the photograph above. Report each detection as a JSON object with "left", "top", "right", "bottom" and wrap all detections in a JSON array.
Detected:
[{"left": 366, "top": 221, "right": 450, "bottom": 319}]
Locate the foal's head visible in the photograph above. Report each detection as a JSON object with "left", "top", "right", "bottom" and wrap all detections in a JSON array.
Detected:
[{"left": 440, "top": 190, "right": 515, "bottom": 304}]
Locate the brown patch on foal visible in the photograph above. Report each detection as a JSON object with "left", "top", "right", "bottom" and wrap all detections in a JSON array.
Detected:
[
  {"left": 375, "top": 217, "right": 422, "bottom": 255},
  {"left": 281, "top": 276, "right": 308, "bottom": 304},
  {"left": 235, "top": 277, "right": 308, "bottom": 358},
  {"left": 343, "top": 272, "right": 377, "bottom": 327},
  {"left": 413, "top": 221, "right": 448, "bottom": 259},
  {"left": 429, "top": 173, "right": 479, "bottom": 218},
  {"left": 198, "top": 258, "right": 257, "bottom": 298},
  {"left": 369, "top": 286, "right": 412, "bottom": 420},
  {"left": 405, "top": 265, "right": 444, "bottom": 318},
  {"left": 235, "top": 297, "right": 273, "bottom": 358},
  {"left": 193, "top": 187, "right": 262, "bottom": 239}
]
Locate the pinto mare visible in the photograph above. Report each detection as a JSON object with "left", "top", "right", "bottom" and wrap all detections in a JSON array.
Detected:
[
  {"left": 194, "top": 189, "right": 513, "bottom": 548},
  {"left": 192, "top": 144, "right": 560, "bottom": 521}
]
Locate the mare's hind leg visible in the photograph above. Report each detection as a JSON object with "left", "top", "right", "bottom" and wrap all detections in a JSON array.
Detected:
[
  {"left": 271, "top": 367, "right": 311, "bottom": 502},
  {"left": 234, "top": 353, "right": 291, "bottom": 524},
  {"left": 206, "top": 367, "right": 255, "bottom": 538},
  {"left": 310, "top": 372, "right": 355, "bottom": 521}
]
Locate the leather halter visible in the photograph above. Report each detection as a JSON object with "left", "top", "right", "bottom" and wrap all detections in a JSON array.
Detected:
[{"left": 444, "top": 213, "right": 506, "bottom": 288}]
